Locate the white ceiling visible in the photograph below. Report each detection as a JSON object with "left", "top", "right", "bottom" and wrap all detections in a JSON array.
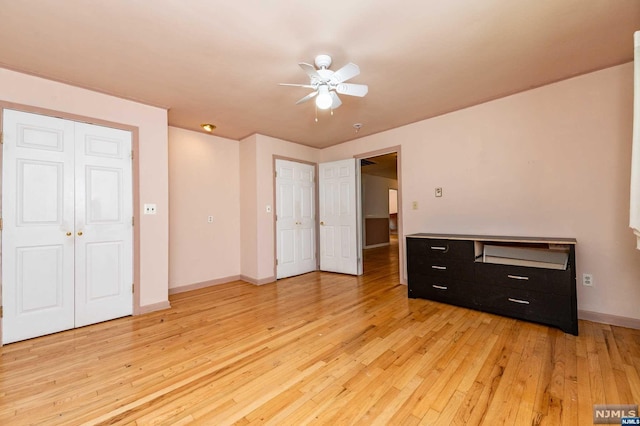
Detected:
[{"left": 1, "top": 1, "right": 638, "bottom": 148}]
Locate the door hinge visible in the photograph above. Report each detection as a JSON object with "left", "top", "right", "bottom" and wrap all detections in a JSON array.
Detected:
[
  {"left": 131, "top": 150, "right": 134, "bottom": 160},
  {"left": 276, "top": 259, "right": 278, "bottom": 265},
  {"left": 132, "top": 284, "right": 135, "bottom": 294},
  {"left": 0, "top": 132, "right": 3, "bottom": 144},
  {"left": 132, "top": 216, "right": 134, "bottom": 226},
  {"left": 0, "top": 306, "right": 3, "bottom": 318},
  {"left": 0, "top": 217, "right": 3, "bottom": 231}
]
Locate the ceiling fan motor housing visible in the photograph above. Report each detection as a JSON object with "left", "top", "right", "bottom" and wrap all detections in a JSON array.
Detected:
[{"left": 314, "top": 54, "right": 332, "bottom": 69}]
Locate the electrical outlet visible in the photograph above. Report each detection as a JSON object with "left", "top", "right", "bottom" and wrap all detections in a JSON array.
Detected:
[
  {"left": 143, "top": 204, "right": 157, "bottom": 215},
  {"left": 412, "top": 201, "right": 418, "bottom": 210},
  {"left": 207, "top": 215, "right": 213, "bottom": 223},
  {"left": 582, "top": 273, "right": 593, "bottom": 287},
  {"left": 435, "top": 187, "right": 443, "bottom": 197}
]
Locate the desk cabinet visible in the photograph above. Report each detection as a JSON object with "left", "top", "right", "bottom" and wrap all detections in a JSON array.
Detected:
[{"left": 407, "top": 233, "right": 578, "bottom": 335}]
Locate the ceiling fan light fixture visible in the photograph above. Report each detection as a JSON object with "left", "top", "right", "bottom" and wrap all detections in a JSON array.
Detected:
[
  {"left": 200, "top": 123, "right": 216, "bottom": 132},
  {"left": 316, "top": 86, "right": 332, "bottom": 110}
]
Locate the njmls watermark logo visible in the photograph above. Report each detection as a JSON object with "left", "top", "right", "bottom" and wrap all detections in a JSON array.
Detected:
[{"left": 593, "top": 404, "right": 639, "bottom": 424}]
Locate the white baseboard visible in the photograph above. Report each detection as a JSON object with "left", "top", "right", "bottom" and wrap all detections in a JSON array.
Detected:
[
  {"left": 169, "top": 275, "right": 241, "bottom": 295},
  {"left": 578, "top": 309, "right": 640, "bottom": 330}
]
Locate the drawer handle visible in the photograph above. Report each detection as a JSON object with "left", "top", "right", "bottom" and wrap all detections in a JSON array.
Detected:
[
  {"left": 508, "top": 298, "right": 530, "bottom": 305},
  {"left": 507, "top": 274, "right": 529, "bottom": 281},
  {"left": 430, "top": 246, "right": 447, "bottom": 251},
  {"left": 431, "top": 265, "right": 447, "bottom": 270},
  {"left": 432, "top": 285, "right": 448, "bottom": 290}
]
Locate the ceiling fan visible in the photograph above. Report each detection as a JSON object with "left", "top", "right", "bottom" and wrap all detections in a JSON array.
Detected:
[{"left": 280, "top": 54, "right": 368, "bottom": 110}]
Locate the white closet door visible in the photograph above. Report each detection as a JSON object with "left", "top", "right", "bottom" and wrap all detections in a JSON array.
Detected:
[
  {"left": 276, "top": 159, "right": 316, "bottom": 279},
  {"left": 2, "top": 110, "right": 76, "bottom": 343},
  {"left": 2, "top": 110, "right": 133, "bottom": 343},
  {"left": 74, "top": 122, "right": 133, "bottom": 327}
]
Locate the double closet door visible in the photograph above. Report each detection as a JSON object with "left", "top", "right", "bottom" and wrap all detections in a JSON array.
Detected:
[
  {"left": 2, "top": 109, "right": 133, "bottom": 344},
  {"left": 275, "top": 159, "right": 316, "bottom": 279}
]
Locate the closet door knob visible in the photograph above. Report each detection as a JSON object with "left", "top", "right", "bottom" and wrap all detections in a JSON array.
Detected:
[
  {"left": 77, "top": 231, "right": 83, "bottom": 236},
  {"left": 66, "top": 232, "right": 72, "bottom": 236}
]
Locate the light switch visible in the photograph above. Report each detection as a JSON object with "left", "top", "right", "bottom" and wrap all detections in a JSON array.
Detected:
[{"left": 207, "top": 215, "right": 213, "bottom": 223}]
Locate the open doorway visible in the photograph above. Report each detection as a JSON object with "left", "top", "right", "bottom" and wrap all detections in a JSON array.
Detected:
[{"left": 359, "top": 151, "right": 400, "bottom": 280}]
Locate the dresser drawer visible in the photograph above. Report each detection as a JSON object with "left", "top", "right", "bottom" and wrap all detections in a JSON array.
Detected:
[
  {"left": 408, "top": 273, "right": 471, "bottom": 306},
  {"left": 407, "top": 238, "right": 474, "bottom": 261},
  {"left": 475, "top": 262, "right": 571, "bottom": 296},
  {"left": 420, "top": 258, "right": 473, "bottom": 281},
  {"left": 474, "top": 284, "right": 568, "bottom": 325}
]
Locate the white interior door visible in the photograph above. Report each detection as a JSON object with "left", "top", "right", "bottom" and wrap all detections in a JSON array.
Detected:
[
  {"left": 2, "top": 109, "right": 133, "bottom": 343},
  {"left": 74, "top": 122, "right": 133, "bottom": 326},
  {"left": 2, "top": 110, "right": 76, "bottom": 343},
  {"left": 319, "top": 159, "right": 361, "bottom": 275},
  {"left": 276, "top": 159, "right": 315, "bottom": 279}
]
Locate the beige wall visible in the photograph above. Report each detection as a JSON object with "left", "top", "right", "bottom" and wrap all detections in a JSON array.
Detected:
[
  {"left": 239, "top": 135, "right": 259, "bottom": 281},
  {"left": 362, "top": 174, "right": 398, "bottom": 217},
  {"left": 168, "top": 127, "right": 240, "bottom": 290},
  {"left": 0, "top": 67, "right": 169, "bottom": 309},
  {"left": 322, "top": 63, "right": 640, "bottom": 321}
]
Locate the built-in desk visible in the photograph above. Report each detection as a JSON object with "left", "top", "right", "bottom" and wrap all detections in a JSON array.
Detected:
[{"left": 406, "top": 233, "right": 578, "bottom": 335}]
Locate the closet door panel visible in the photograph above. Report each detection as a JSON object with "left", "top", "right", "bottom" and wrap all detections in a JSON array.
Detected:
[
  {"left": 1, "top": 110, "right": 75, "bottom": 344},
  {"left": 74, "top": 122, "right": 133, "bottom": 327}
]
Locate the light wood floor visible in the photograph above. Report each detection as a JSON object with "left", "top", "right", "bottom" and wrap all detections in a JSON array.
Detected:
[{"left": 2, "top": 239, "right": 640, "bottom": 425}]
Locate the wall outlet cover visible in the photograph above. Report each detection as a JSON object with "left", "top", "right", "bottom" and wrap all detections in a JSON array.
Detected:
[{"left": 143, "top": 203, "right": 157, "bottom": 215}]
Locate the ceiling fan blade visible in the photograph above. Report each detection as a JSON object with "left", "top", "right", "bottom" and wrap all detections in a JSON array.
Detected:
[
  {"left": 299, "top": 62, "right": 320, "bottom": 79},
  {"left": 336, "top": 83, "right": 368, "bottom": 97},
  {"left": 295, "top": 91, "right": 318, "bottom": 104},
  {"left": 279, "top": 83, "right": 315, "bottom": 89},
  {"left": 330, "top": 91, "right": 342, "bottom": 109},
  {"left": 329, "top": 62, "right": 360, "bottom": 84}
]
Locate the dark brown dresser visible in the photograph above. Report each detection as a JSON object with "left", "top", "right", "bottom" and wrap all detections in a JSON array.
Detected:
[{"left": 407, "top": 233, "right": 578, "bottom": 335}]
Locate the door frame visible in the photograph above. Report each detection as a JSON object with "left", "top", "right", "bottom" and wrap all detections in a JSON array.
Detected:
[
  {"left": 355, "top": 146, "right": 405, "bottom": 284},
  {"left": 272, "top": 155, "right": 319, "bottom": 280},
  {"left": 0, "top": 101, "right": 141, "bottom": 345}
]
